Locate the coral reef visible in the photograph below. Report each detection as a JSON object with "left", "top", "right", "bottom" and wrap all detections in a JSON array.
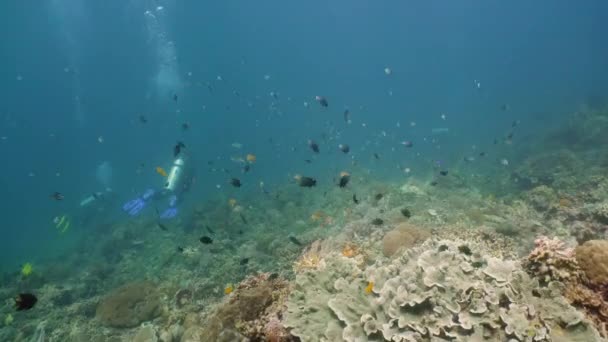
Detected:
[
  {"left": 195, "top": 272, "right": 291, "bottom": 341},
  {"left": 285, "top": 239, "right": 601, "bottom": 341},
  {"left": 575, "top": 240, "right": 608, "bottom": 289},
  {"left": 95, "top": 281, "right": 163, "bottom": 328},
  {"left": 524, "top": 236, "right": 608, "bottom": 337},
  {"left": 523, "top": 235, "right": 578, "bottom": 284},
  {"left": 381, "top": 222, "right": 430, "bottom": 257}
]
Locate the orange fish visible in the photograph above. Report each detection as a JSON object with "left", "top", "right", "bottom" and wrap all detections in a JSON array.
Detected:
[
  {"left": 156, "top": 167, "right": 167, "bottom": 177},
  {"left": 246, "top": 154, "right": 256, "bottom": 163}
]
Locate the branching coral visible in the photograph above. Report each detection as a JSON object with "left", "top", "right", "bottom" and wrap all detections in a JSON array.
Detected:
[{"left": 524, "top": 235, "right": 578, "bottom": 284}]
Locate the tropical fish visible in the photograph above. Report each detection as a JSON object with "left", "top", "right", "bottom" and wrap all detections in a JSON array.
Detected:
[
  {"left": 308, "top": 140, "right": 320, "bottom": 153},
  {"left": 228, "top": 198, "right": 237, "bottom": 207},
  {"left": 364, "top": 282, "right": 374, "bottom": 294},
  {"left": 371, "top": 218, "right": 384, "bottom": 226},
  {"left": 53, "top": 215, "right": 70, "bottom": 233},
  {"left": 315, "top": 95, "right": 328, "bottom": 108},
  {"left": 50, "top": 192, "right": 64, "bottom": 201},
  {"left": 200, "top": 236, "right": 213, "bottom": 244},
  {"left": 21, "top": 263, "right": 33, "bottom": 277},
  {"left": 338, "top": 171, "right": 350, "bottom": 188},
  {"left": 174, "top": 141, "right": 186, "bottom": 157},
  {"left": 338, "top": 144, "right": 350, "bottom": 154},
  {"left": 288, "top": 236, "right": 303, "bottom": 246},
  {"left": 156, "top": 167, "right": 168, "bottom": 177},
  {"left": 224, "top": 285, "right": 234, "bottom": 295},
  {"left": 14, "top": 293, "right": 37, "bottom": 311},
  {"left": 230, "top": 178, "right": 242, "bottom": 187},
  {"left": 246, "top": 154, "right": 256, "bottom": 163},
  {"left": 294, "top": 175, "right": 316, "bottom": 188}
]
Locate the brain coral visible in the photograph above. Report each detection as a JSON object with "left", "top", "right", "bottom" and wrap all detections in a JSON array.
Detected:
[
  {"left": 575, "top": 239, "right": 608, "bottom": 288},
  {"left": 285, "top": 240, "right": 601, "bottom": 341},
  {"left": 382, "top": 223, "right": 430, "bottom": 257},
  {"left": 96, "top": 281, "right": 162, "bottom": 328}
]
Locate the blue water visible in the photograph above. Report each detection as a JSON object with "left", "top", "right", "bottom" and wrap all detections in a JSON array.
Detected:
[{"left": 0, "top": 0, "right": 607, "bottom": 270}]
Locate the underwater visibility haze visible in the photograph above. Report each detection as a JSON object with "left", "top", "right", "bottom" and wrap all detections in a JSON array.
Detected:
[{"left": 1, "top": 1, "right": 608, "bottom": 341}]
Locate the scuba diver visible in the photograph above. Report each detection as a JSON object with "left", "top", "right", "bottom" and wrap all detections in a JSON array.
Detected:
[{"left": 122, "top": 151, "right": 194, "bottom": 219}]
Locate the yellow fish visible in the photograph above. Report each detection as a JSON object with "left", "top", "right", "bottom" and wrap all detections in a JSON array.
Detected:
[
  {"left": 246, "top": 154, "right": 256, "bottom": 163},
  {"left": 228, "top": 198, "right": 237, "bottom": 207},
  {"left": 21, "top": 263, "right": 33, "bottom": 277},
  {"left": 364, "top": 281, "right": 374, "bottom": 294},
  {"left": 156, "top": 167, "right": 167, "bottom": 177},
  {"left": 224, "top": 284, "right": 234, "bottom": 295}
]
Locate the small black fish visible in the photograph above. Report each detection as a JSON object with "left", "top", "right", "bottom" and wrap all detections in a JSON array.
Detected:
[
  {"left": 373, "top": 153, "right": 380, "bottom": 160},
  {"left": 439, "top": 170, "right": 448, "bottom": 176},
  {"left": 139, "top": 115, "right": 148, "bottom": 124},
  {"left": 239, "top": 213, "right": 248, "bottom": 224},
  {"left": 401, "top": 208, "right": 412, "bottom": 218},
  {"left": 205, "top": 225, "right": 215, "bottom": 234},
  {"left": 239, "top": 257, "right": 250, "bottom": 265},
  {"left": 343, "top": 109, "right": 350, "bottom": 122},
  {"left": 174, "top": 141, "right": 186, "bottom": 157},
  {"left": 430, "top": 181, "right": 439, "bottom": 186},
  {"left": 500, "top": 104, "right": 509, "bottom": 111},
  {"left": 177, "top": 246, "right": 184, "bottom": 253},
  {"left": 230, "top": 178, "right": 242, "bottom": 188},
  {"left": 479, "top": 152, "right": 486, "bottom": 157},
  {"left": 182, "top": 122, "right": 190, "bottom": 131},
  {"left": 507, "top": 132, "right": 514, "bottom": 139},
  {"left": 353, "top": 194, "right": 359, "bottom": 204},
  {"left": 50, "top": 192, "right": 64, "bottom": 201},
  {"left": 297, "top": 176, "right": 317, "bottom": 188},
  {"left": 316, "top": 96, "right": 328, "bottom": 108},
  {"left": 493, "top": 139, "right": 498, "bottom": 145},
  {"left": 338, "top": 173, "right": 350, "bottom": 188},
  {"left": 288, "top": 236, "right": 303, "bottom": 246},
  {"left": 308, "top": 140, "right": 320, "bottom": 153},
  {"left": 304, "top": 159, "right": 312, "bottom": 164},
  {"left": 371, "top": 218, "right": 384, "bottom": 226},
  {"left": 242, "top": 164, "right": 251, "bottom": 173},
  {"left": 157, "top": 222, "right": 168, "bottom": 231},
  {"left": 15, "top": 293, "right": 37, "bottom": 311},
  {"left": 200, "top": 236, "right": 213, "bottom": 244},
  {"left": 173, "top": 94, "right": 178, "bottom": 102},
  {"left": 512, "top": 120, "right": 520, "bottom": 127},
  {"left": 374, "top": 193, "right": 383, "bottom": 201},
  {"left": 338, "top": 144, "right": 350, "bottom": 154}
]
